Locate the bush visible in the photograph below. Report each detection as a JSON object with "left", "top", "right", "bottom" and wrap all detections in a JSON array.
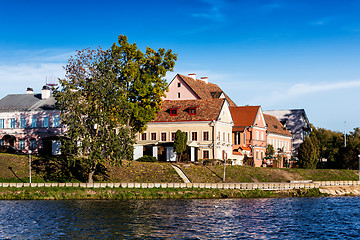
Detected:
[{"left": 136, "top": 155, "right": 158, "bottom": 162}]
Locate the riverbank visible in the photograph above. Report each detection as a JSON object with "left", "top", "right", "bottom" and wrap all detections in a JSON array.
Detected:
[
  {"left": 1, "top": 153, "right": 358, "bottom": 183},
  {"left": 0, "top": 187, "right": 326, "bottom": 200}
]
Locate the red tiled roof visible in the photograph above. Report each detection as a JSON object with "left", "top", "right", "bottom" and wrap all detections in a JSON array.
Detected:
[
  {"left": 152, "top": 99, "right": 225, "bottom": 122},
  {"left": 229, "top": 106, "right": 260, "bottom": 127},
  {"left": 264, "top": 114, "right": 292, "bottom": 136},
  {"left": 177, "top": 74, "right": 237, "bottom": 107}
]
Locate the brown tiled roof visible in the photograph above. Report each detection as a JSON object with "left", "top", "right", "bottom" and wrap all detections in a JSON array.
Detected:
[
  {"left": 153, "top": 99, "right": 225, "bottom": 122},
  {"left": 178, "top": 74, "right": 237, "bottom": 107},
  {"left": 229, "top": 106, "right": 260, "bottom": 127},
  {"left": 264, "top": 114, "right": 292, "bottom": 136}
]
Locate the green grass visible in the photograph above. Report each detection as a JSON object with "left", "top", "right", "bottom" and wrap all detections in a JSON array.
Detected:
[
  {"left": 0, "top": 187, "right": 325, "bottom": 200},
  {"left": 1, "top": 153, "right": 358, "bottom": 183},
  {"left": 179, "top": 164, "right": 359, "bottom": 183}
]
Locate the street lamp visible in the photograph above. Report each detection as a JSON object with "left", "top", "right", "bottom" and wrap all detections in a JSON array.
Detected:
[
  {"left": 358, "top": 155, "right": 360, "bottom": 182},
  {"left": 28, "top": 150, "right": 32, "bottom": 184}
]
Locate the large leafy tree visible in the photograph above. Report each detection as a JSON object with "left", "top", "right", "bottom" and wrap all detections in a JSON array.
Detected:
[
  {"left": 54, "top": 35, "right": 177, "bottom": 183},
  {"left": 298, "top": 133, "right": 320, "bottom": 169}
]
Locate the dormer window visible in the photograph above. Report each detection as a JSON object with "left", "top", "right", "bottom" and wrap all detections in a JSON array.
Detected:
[
  {"left": 170, "top": 108, "right": 178, "bottom": 116},
  {"left": 189, "top": 107, "right": 196, "bottom": 115}
]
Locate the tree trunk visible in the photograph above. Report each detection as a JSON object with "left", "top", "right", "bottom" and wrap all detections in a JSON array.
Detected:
[{"left": 87, "top": 163, "right": 97, "bottom": 184}]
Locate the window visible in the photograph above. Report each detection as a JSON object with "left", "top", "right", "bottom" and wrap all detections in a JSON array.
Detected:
[
  {"left": 203, "top": 150, "right": 209, "bottom": 159},
  {"left": 223, "top": 132, "right": 225, "bottom": 141},
  {"left": 191, "top": 132, "right": 197, "bottom": 141},
  {"left": 261, "top": 132, "right": 264, "bottom": 140},
  {"left": 30, "top": 139, "right": 36, "bottom": 150},
  {"left": 177, "top": 82, "right": 181, "bottom": 87},
  {"left": 10, "top": 118, "right": 16, "bottom": 128},
  {"left": 53, "top": 116, "right": 60, "bottom": 127},
  {"left": 228, "top": 133, "right": 230, "bottom": 143},
  {"left": 0, "top": 119, "right": 4, "bottom": 128},
  {"left": 19, "top": 140, "right": 25, "bottom": 150},
  {"left": 203, "top": 131, "right": 209, "bottom": 141},
  {"left": 161, "top": 132, "right": 167, "bottom": 141},
  {"left": 42, "top": 116, "right": 49, "bottom": 128},
  {"left": 189, "top": 108, "right": 196, "bottom": 115},
  {"left": 0, "top": 140, "right": 4, "bottom": 145},
  {"left": 171, "top": 132, "right": 176, "bottom": 141},
  {"left": 256, "top": 131, "right": 259, "bottom": 140},
  {"left": 20, "top": 117, "right": 26, "bottom": 128},
  {"left": 256, "top": 151, "right": 259, "bottom": 160},
  {"left": 141, "top": 133, "right": 147, "bottom": 140},
  {"left": 217, "top": 132, "right": 220, "bottom": 140},
  {"left": 177, "top": 92, "right": 181, "bottom": 98},
  {"left": 151, "top": 133, "right": 156, "bottom": 140},
  {"left": 170, "top": 108, "right": 178, "bottom": 116},
  {"left": 31, "top": 116, "right": 37, "bottom": 128}
]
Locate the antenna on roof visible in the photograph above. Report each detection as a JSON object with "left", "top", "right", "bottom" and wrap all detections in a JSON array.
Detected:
[{"left": 45, "top": 76, "right": 58, "bottom": 87}]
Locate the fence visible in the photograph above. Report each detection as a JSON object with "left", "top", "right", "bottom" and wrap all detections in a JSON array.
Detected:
[{"left": 0, "top": 181, "right": 359, "bottom": 190}]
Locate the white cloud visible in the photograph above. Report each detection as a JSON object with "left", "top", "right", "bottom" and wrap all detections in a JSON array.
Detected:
[{"left": 251, "top": 80, "right": 360, "bottom": 106}]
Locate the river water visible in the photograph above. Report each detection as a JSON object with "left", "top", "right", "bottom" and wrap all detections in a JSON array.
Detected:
[{"left": 1, "top": 197, "right": 360, "bottom": 239}]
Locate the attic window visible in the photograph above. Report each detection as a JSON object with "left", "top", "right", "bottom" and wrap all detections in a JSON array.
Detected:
[
  {"left": 189, "top": 107, "right": 196, "bottom": 115},
  {"left": 177, "top": 82, "right": 181, "bottom": 87},
  {"left": 170, "top": 108, "right": 178, "bottom": 116}
]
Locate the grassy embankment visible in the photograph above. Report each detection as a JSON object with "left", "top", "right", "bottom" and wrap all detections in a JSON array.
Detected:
[
  {"left": 0, "top": 153, "right": 356, "bottom": 200},
  {"left": 0, "top": 153, "right": 358, "bottom": 183}
]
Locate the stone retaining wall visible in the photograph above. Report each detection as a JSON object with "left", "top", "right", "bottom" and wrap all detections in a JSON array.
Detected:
[{"left": 0, "top": 181, "right": 359, "bottom": 190}]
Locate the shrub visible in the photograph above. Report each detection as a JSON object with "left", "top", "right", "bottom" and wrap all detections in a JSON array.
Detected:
[{"left": 136, "top": 155, "right": 158, "bottom": 162}]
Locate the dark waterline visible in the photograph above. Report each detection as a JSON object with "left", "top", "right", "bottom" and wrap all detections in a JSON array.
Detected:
[{"left": 1, "top": 197, "right": 360, "bottom": 239}]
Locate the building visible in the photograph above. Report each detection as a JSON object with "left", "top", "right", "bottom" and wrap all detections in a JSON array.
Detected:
[
  {"left": 134, "top": 98, "right": 233, "bottom": 162},
  {"left": 163, "top": 73, "right": 237, "bottom": 106},
  {"left": 0, "top": 86, "right": 63, "bottom": 155},
  {"left": 230, "top": 106, "right": 267, "bottom": 167},
  {"left": 264, "top": 114, "right": 293, "bottom": 168},
  {"left": 264, "top": 109, "right": 311, "bottom": 156}
]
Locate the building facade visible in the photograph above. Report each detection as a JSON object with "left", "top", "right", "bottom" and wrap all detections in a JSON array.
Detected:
[
  {"left": 230, "top": 106, "right": 267, "bottom": 167},
  {"left": 135, "top": 98, "right": 233, "bottom": 162},
  {"left": 0, "top": 86, "right": 63, "bottom": 154},
  {"left": 264, "top": 114, "right": 293, "bottom": 168},
  {"left": 264, "top": 109, "right": 311, "bottom": 157}
]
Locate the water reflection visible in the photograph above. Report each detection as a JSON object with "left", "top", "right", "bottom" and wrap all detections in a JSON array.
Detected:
[{"left": 1, "top": 197, "right": 360, "bottom": 239}]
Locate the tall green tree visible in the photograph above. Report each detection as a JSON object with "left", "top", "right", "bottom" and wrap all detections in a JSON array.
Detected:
[
  {"left": 173, "top": 130, "right": 187, "bottom": 162},
  {"left": 297, "top": 133, "right": 320, "bottom": 169},
  {"left": 54, "top": 35, "right": 177, "bottom": 183}
]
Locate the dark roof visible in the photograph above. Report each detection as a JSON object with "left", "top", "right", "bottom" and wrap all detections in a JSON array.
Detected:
[
  {"left": 264, "top": 114, "right": 292, "bottom": 136},
  {"left": 177, "top": 74, "right": 237, "bottom": 107},
  {"left": 0, "top": 94, "right": 56, "bottom": 112},
  {"left": 229, "top": 106, "right": 260, "bottom": 128},
  {"left": 153, "top": 99, "right": 225, "bottom": 122}
]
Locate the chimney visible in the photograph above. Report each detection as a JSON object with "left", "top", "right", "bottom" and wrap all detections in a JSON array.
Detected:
[
  {"left": 188, "top": 73, "right": 196, "bottom": 81},
  {"left": 26, "top": 87, "right": 34, "bottom": 94},
  {"left": 200, "top": 77, "right": 208, "bottom": 84},
  {"left": 41, "top": 85, "right": 51, "bottom": 99}
]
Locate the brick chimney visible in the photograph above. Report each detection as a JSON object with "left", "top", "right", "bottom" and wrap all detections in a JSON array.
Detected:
[
  {"left": 41, "top": 85, "right": 51, "bottom": 99},
  {"left": 200, "top": 77, "right": 208, "bottom": 84},
  {"left": 26, "top": 87, "right": 34, "bottom": 94},
  {"left": 188, "top": 73, "right": 196, "bottom": 81}
]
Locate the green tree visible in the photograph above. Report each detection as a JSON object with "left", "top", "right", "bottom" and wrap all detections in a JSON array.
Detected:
[
  {"left": 338, "top": 128, "right": 360, "bottom": 169},
  {"left": 54, "top": 35, "right": 177, "bottom": 183},
  {"left": 265, "top": 144, "right": 275, "bottom": 158},
  {"left": 173, "top": 130, "right": 187, "bottom": 162},
  {"left": 297, "top": 133, "right": 320, "bottom": 169}
]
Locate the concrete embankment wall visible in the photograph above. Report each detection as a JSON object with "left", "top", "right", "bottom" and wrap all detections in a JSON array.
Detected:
[{"left": 1, "top": 181, "right": 359, "bottom": 190}]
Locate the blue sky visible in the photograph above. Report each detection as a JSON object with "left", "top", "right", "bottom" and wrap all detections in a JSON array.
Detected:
[{"left": 1, "top": 0, "right": 360, "bottom": 133}]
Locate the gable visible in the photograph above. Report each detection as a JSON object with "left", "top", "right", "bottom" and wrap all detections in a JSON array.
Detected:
[
  {"left": 253, "top": 107, "right": 266, "bottom": 128},
  {"left": 217, "top": 100, "right": 233, "bottom": 124},
  {"left": 164, "top": 75, "right": 200, "bottom": 100}
]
